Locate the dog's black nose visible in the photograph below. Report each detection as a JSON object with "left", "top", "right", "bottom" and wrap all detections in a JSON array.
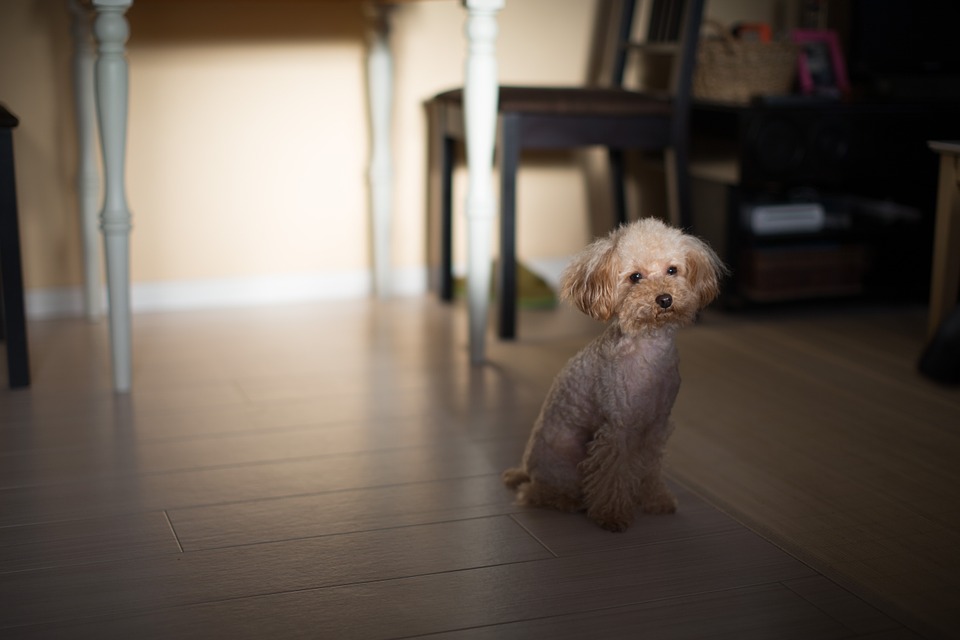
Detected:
[{"left": 656, "top": 293, "right": 672, "bottom": 309}]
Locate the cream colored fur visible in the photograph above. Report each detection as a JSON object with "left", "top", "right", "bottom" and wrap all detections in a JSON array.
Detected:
[{"left": 503, "top": 218, "right": 726, "bottom": 531}]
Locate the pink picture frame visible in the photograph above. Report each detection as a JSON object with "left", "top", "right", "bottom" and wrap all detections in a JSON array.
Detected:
[{"left": 791, "top": 29, "right": 849, "bottom": 97}]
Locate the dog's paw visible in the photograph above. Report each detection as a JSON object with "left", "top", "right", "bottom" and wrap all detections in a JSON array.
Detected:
[
  {"left": 587, "top": 508, "right": 633, "bottom": 532},
  {"left": 501, "top": 467, "right": 529, "bottom": 490},
  {"left": 597, "top": 518, "right": 631, "bottom": 533},
  {"left": 516, "top": 481, "right": 583, "bottom": 512},
  {"left": 640, "top": 489, "right": 677, "bottom": 515}
]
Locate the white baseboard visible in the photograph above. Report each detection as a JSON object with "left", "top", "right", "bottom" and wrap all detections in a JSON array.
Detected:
[
  {"left": 24, "top": 287, "right": 91, "bottom": 320},
  {"left": 25, "top": 267, "right": 429, "bottom": 320}
]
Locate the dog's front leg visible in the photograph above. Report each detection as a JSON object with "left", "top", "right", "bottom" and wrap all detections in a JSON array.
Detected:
[
  {"left": 578, "top": 428, "right": 637, "bottom": 531},
  {"left": 636, "top": 453, "right": 677, "bottom": 514},
  {"left": 635, "top": 422, "right": 677, "bottom": 514}
]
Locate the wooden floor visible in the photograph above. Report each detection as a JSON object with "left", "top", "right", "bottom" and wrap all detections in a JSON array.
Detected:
[{"left": 1, "top": 297, "right": 956, "bottom": 638}]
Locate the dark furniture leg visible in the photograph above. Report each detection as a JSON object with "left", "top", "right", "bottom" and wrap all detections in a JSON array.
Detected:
[
  {"left": 609, "top": 149, "right": 629, "bottom": 227},
  {"left": 497, "top": 114, "right": 521, "bottom": 340},
  {"left": 670, "top": 137, "right": 693, "bottom": 231},
  {"left": 428, "top": 97, "right": 457, "bottom": 303},
  {"left": 439, "top": 133, "right": 455, "bottom": 301},
  {"left": 0, "top": 106, "right": 29, "bottom": 388}
]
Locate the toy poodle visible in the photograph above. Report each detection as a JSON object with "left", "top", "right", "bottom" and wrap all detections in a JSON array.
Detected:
[{"left": 503, "top": 217, "right": 726, "bottom": 531}]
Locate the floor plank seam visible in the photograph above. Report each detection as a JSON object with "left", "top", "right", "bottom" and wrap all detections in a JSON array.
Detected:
[
  {"left": 0, "top": 417, "right": 469, "bottom": 452},
  {"left": 0, "top": 550, "right": 185, "bottom": 578},
  {"left": 163, "top": 509, "right": 185, "bottom": 554},
  {"left": 172, "top": 514, "right": 526, "bottom": 554},
  {"left": 0, "top": 509, "right": 170, "bottom": 531},
  {"left": 160, "top": 472, "right": 510, "bottom": 512},
  {"left": 0, "top": 440, "right": 483, "bottom": 489},
  {"left": 0, "top": 558, "right": 573, "bottom": 633},
  {"left": 506, "top": 513, "right": 560, "bottom": 558},
  {"left": 0, "top": 475, "right": 515, "bottom": 531}
]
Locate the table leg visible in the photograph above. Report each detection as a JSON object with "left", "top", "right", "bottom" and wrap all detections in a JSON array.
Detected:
[
  {"left": 462, "top": 0, "right": 503, "bottom": 364},
  {"left": 366, "top": 2, "right": 395, "bottom": 298},
  {"left": 929, "top": 151, "right": 960, "bottom": 338},
  {"left": 92, "top": 0, "right": 133, "bottom": 392},
  {"left": 70, "top": 0, "right": 104, "bottom": 321}
]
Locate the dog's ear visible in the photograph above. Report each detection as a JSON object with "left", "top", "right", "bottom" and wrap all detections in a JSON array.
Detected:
[
  {"left": 560, "top": 232, "right": 622, "bottom": 321},
  {"left": 683, "top": 235, "right": 728, "bottom": 309}
]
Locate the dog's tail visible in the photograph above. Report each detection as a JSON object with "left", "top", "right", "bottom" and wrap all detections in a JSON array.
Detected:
[{"left": 501, "top": 467, "right": 530, "bottom": 490}]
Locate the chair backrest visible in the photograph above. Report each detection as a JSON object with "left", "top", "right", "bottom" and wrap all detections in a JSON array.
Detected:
[
  {"left": 609, "top": 0, "right": 640, "bottom": 87},
  {"left": 664, "top": 0, "right": 705, "bottom": 117},
  {"left": 586, "top": 0, "right": 633, "bottom": 88},
  {"left": 610, "top": 0, "right": 705, "bottom": 104}
]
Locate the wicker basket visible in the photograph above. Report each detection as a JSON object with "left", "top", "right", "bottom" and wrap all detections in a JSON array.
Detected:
[{"left": 693, "top": 21, "right": 798, "bottom": 103}]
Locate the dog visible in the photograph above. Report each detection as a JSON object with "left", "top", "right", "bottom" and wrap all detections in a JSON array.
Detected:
[{"left": 502, "top": 218, "right": 726, "bottom": 531}]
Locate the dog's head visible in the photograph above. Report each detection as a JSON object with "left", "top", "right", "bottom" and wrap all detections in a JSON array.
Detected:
[{"left": 560, "top": 218, "right": 727, "bottom": 333}]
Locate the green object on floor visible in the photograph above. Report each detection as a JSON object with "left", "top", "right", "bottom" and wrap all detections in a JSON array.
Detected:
[{"left": 452, "top": 261, "right": 557, "bottom": 309}]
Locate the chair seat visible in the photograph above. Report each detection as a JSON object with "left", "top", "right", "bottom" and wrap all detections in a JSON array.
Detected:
[{"left": 434, "top": 86, "right": 674, "bottom": 117}]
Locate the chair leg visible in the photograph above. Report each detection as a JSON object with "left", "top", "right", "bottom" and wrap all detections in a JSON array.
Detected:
[
  {"left": 425, "top": 98, "right": 458, "bottom": 302},
  {"left": 497, "top": 114, "right": 521, "bottom": 340},
  {"left": 665, "top": 144, "right": 693, "bottom": 231},
  {"left": 0, "top": 126, "right": 30, "bottom": 388},
  {"left": 609, "top": 148, "right": 628, "bottom": 227},
  {"left": 427, "top": 102, "right": 456, "bottom": 302},
  {"left": 438, "top": 133, "right": 456, "bottom": 301},
  {"left": 425, "top": 100, "right": 441, "bottom": 294}
]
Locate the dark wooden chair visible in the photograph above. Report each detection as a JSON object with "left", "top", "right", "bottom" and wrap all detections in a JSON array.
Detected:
[
  {"left": 1, "top": 104, "right": 30, "bottom": 388},
  {"left": 427, "top": 0, "right": 705, "bottom": 339}
]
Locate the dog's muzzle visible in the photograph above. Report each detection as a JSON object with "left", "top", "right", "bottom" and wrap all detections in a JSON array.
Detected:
[{"left": 656, "top": 293, "right": 673, "bottom": 309}]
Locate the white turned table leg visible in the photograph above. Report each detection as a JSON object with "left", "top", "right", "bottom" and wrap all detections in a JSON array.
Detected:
[
  {"left": 92, "top": 0, "right": 133, "bottom": 392},
  {"left": 70, "top": 0, "right": 104, "bottom": 321},
  {"left": 462, "top": 0, "right": 503, "bottom": 364},
  {"left": 366, "top": 2, "right": 395, "bottom": 298}
]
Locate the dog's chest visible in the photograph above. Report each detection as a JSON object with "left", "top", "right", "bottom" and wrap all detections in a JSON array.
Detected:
[{"left": 604, "top": 337, "right": 680, "bottom": 421}]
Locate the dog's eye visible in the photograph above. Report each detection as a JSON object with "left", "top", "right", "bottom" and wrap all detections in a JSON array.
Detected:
[
  {"left": 667, "top": 266, "right": 678, "bottom": 276},
  {"left": 629, "top": 272, "right": 643, "bottom": 284}
]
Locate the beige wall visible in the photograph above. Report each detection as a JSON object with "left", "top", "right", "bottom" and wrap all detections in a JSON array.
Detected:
[{"left": 0, "top": 0, "right": 778, "bottom": 314}]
